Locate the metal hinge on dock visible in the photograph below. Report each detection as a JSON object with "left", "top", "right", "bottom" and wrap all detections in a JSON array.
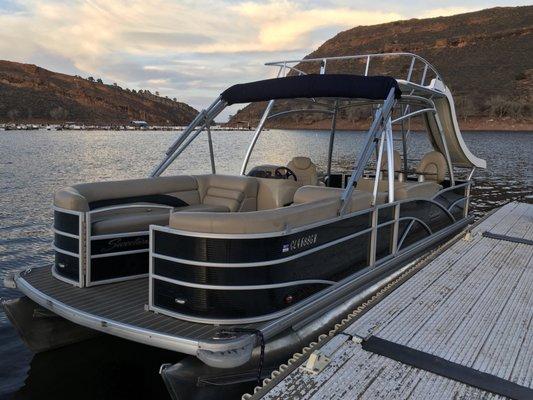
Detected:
[
  {"left": 299, "top": 333, "right": 353, "bottom": 375},
  {"left": 300, "top": 351, "right": 331, "bottom": 375}
]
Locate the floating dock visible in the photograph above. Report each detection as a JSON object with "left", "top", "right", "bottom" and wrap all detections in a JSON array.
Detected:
[{"left": 245, "top": 202, "right": 533, "bottom": 400}]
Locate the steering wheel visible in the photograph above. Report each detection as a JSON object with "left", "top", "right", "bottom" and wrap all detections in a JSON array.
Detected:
[{"left": 275, "top": 166, "right": 298, "bottom": 181}]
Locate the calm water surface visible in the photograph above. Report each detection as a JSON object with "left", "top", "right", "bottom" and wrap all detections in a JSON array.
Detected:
[{"left": 0, "top": 129, "right": 531, "bottom": 399}]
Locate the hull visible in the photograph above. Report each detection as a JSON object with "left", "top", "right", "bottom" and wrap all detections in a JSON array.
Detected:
[
  {"left": 149, "top": 192, "right": 467, "bottom": 324},
  {"left": 1, "top": 296, "right": 99, "bottom": 353}
]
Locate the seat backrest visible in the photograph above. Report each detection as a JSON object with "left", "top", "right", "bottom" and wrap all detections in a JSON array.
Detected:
[
  {"left": 293, "top": 186, "right": 372, "bottom": 213},
  {"left": 287, "top": 157, "right": 318, "bottom": 186},
  {"left": 380, "top": 150, "right": 402, "bottom": 178},
  {"left": 54, "top": 176, "right": 200, "bottom": 212},
  {"left": 195, "top": 174, "right": 258, "bottom": 212},
  {"left": 416, "top": 151, "right": 447, "bottom": 183}
]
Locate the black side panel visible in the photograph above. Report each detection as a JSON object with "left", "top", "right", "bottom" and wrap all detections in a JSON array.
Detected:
[
  {"left": 152, "top": 279, "right": 327, "bottom": 319},
  {"left": 90, "top": 253, "right": 148, "bottom": 282},
  {"left": 54, "top": 233, "right": 79, "bottom": 254},
  {"left": 434, "top": 185, "right": 468, "bottom": 220},
  {"left": 54, "top": 211, "right": 79, "bottom": 235},
  {"left": 91, "top": 235, "right": 149, "bottom": 256},
  {"left": 54, "top": 252, "right": 79, "bottom": 282},
  {"left": 153, "top": 231, "right": 371, "bottom": 286},
  {"left": 154, "top": 211, "right": 372, "bottom": 263},
  {"left": 400, "top": 200, "right": 453, "bottom": 234},
  {"left": 376, "top": 224, "right": 393, "bottom": 260}
]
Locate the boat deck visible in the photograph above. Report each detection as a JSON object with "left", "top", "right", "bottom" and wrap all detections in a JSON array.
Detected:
[
  {"left": 248, "top": 202, "right": 533, "bottom": 399},
  {"left": 17, "top": 267, "right": 259, "bottom": 354}
]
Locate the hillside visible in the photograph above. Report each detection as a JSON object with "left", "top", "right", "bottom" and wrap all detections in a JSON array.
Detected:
[
  {"left": 0, "top": 61, "right": 198, "bottom": 125},
  {"left": 229, "top": 6, "right": 533, "bottom": 130}
]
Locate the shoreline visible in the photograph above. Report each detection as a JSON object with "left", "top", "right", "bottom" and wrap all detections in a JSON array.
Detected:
[{"left": 252, "top": 117, "right": 533, "bottom": 132}]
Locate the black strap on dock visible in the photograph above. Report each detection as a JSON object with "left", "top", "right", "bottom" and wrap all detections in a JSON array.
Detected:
[
  {"left": 482, "top": 231, "right": 533, "bottom": 246},
  {"left": 361, "top": 335, "right": 533, "bottom": 400}
]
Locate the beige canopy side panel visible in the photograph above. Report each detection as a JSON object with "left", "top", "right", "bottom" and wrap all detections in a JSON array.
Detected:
[{"left": 423, "top": 82, "right": 486, "bottom": 169}]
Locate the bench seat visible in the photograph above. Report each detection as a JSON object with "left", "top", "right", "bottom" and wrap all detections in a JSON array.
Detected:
[{"left": 91, "top": 204, "right": 230, "bottom": 235}]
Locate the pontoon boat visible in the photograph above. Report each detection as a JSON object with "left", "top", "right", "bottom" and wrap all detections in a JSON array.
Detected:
[{"left": 3, "top": 53, "right": 486, "bottom": 399}]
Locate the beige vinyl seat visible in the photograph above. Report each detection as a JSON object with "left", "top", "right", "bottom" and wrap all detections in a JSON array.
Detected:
[
  {"left": 386, "top": 150, "right": 448, "bottom": 200},
  {"left": 356, "top": 150, "right": 446, "bottom": 201},
  {"left": 54, "top": 174, "right": 259, "bottom": 235},
  {"left": 416, "top": 151, "right": 447, "bottom": 183},
  {"left": 169, "top": 185, "right": 373, "bottom": 234},
  {"left": 287, "top": 157, "right": 321, "bottom": 186},
  {"left": 356, "top": 150, "right": 402, "bottom": 202}
]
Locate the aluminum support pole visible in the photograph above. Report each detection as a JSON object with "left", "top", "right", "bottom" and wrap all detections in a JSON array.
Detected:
[
  {"left": 340, "top": 88, "right": 396, "bottom": 215},
  {"left": 386, "top": 117, "right": 395, "bottom": 203},
  {"left": 326, "top": 100, "right": 339, "bottom": 185},
  {"left": 240, "top": 99, "right": 275, "bottom": 175},
  {"left": 206, "top": 123, "right": 216, "bottom": 174}
]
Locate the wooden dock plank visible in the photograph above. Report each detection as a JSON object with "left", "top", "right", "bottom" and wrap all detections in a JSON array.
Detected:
[{"left": 253, "top": 202, "right": 533, "bottom": 400}]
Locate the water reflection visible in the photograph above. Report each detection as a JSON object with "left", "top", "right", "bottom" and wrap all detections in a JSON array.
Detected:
[{"left": 9, "top": 334, "right": 180, "bottom": 400}]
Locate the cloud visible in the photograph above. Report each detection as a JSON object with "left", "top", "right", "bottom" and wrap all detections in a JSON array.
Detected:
[{"left": 122, "top": 31, "right": 215, "bottom": 48}]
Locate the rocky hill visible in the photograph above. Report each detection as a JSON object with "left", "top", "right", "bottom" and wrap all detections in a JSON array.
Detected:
[
  {"left": 0, "top": 61, "right": 198, "bottom": 125},
  {"left": 229, "top": 6, "right": 532, "bottom": 130}
]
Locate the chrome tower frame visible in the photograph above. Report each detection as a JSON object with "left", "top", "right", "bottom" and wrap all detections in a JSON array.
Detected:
[{"left": 149, "top": 53, "right": 474, "bottom": 213}]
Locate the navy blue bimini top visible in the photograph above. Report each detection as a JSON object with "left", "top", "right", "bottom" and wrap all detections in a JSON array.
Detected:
[{"left": 220, "top": 74, "right": 401, "bottom": 105}]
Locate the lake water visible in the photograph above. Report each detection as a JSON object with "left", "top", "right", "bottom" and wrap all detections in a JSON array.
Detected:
[{"left": 0, "top": 129, "right": 531, "bottom": 399}]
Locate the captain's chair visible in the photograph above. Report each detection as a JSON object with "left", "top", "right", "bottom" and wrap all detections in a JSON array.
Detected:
[
  {"left": 416, "top": 151, "right": 447, "bottom": 182},
  {"left": 287, "top": 157, "right": 320, "bottom": 186}
]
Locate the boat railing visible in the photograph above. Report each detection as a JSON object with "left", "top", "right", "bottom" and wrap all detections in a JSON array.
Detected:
[{"left": 264, "top": 52, "right": 443, "bottom": 88}]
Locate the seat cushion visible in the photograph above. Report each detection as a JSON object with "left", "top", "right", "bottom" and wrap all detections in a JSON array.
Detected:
[
  {"left": 169, "top": 198, "right": 340, "bottom": 234},
  {"left": 293, "top": 186, "right": 372, "bottom": 212},
  {"left": 91, "top": 204, "right": 229, "bottom": 235},
  {"left": 92, "top": 209, "right": 171, "bottom": 235}
]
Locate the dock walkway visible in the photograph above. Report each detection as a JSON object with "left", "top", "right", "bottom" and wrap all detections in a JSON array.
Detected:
[{"left": 247, "top": 202, "right": 533, "bottom": 400}]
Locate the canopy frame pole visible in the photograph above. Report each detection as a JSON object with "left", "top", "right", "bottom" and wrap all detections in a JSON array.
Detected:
[
  {"left": 434, "top": 113, "right": 455, "bottom": 186},
  {"left": 267, "top": 108, "right": 333, "bottom": 120},
  {"left": 150, "top": 97, "right": 225, "bottom": 177},
  {"left": 464, "top": 167, "right": 476, "bottom": 217},
  {"left": 206, "top": 119, "right": 216, "bottom": 174},
  {"left": 326, "top": 100, "right": 339, "bottom": 185},
  {"left": 239, "top": 99, "right": 275, "bottom": 175},
  {"left": 400, "top": 105, "right": 409, "bottom": 174},
  {"left": 385, "top": 117, "right": 395, "bottom": 203},
  {"left": 340, "top": 88, "right": 396, "bottom": 215},
  {"left": 239, "top": 65, "right": 285, "bottom": 176},
  {"left": 372, "top": 130, "right": 385, "bottom": 206}
]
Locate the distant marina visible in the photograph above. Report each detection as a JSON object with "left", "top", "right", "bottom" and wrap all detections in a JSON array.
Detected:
[{"left": 0, "top": 122, "right": 260, "bottom": 131}]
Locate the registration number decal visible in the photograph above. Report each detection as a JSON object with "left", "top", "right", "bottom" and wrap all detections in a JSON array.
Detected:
[{"left": 282, "top": 233, "right": 318, "bottom": 253}]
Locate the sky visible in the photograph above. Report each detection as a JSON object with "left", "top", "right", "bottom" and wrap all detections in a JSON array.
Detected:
[{"left": 0, "top": 0, "right": 530, "bottom": 120}]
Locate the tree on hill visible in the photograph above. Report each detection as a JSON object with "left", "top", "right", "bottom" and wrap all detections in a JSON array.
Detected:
[{"left": 87, "top": 76, "right": 95, "bottom": 82}]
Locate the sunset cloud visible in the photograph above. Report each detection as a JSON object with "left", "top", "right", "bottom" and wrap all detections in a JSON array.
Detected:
[{"left": 0, "top": 0, "right": 528, "bottom": 119}]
